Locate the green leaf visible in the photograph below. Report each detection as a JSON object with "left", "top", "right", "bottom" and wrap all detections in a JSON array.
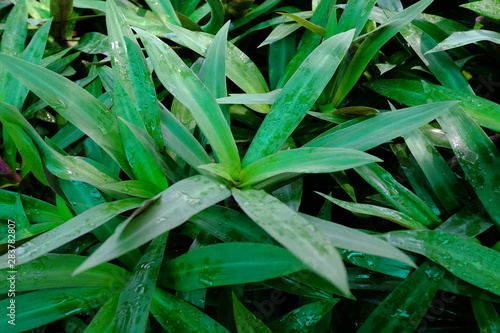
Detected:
[
  {"left": 355, "top": 163, "right": 441, "bottom": 228},
  {"left": 366, "top": 79, "right": 500, "bottom": 132},
  {"left": 461, "top": 0, "right": 500, "bottom": 20},
  {"left": 2, "top": 122, "right": 48, "bottom": 185},
  {"left": 117, "top": 117, "right": 168, "bottom": 191},
  {"left": 217, "top": 89, "right": 282, "bottom": 105},
  {"left": 400, "top": 19, "right": 472, "bottom": 93},
  {"left": 202, "top": 0, "right": 225, "bottom": 34},
  {"left": 277, "top": 0, "right": 335, "bottom": 88},
  {"left": 317, "top": 192, "right": 429, "bottom": 230},
  {"left": 278, "top": 12, "right": 326, "bottom": 37},
  {"left": 331, "top": 0, "right": 433, "bottom": 106},
  {"left": 0, "top": 0, "right": 27, "bottom": 99},
  {"left": 106, "top": 0, "right": 162, "bottom": 145},
  {"left": 150, "top": 288, "right": 231, "bottom": 333},
  {"left": 232, "top": 294, "right": 273, "bottom": 333},
  {"left": 268, "top": 299, "right": 338, "bottom": 333},
  {"left": 84, "top": 295, "right": 119, "bottom": 333},
  {"left": 75, "top": 175, "right": 231, "bottom": 274},
  {"left": 164, "top": 243, "right": 307, "bottom": 291},
  {"left": 300, "top": 214, "right": 415, "bottom": 267},
  {"left": 113, "top": 233, "right": 167, "bottom": 332},
  {"left": 306, "top": 102, "right": 457, "bottom": 152},
  {"left": 5, "top": 18, "right": 52, "bottom": 109},
  {"left": 243, "top": 29, "right": 355, "bottom": 166},
  {"left": 258, "top": 23, "right": 301, "bottom": 48},
  {"left": 136, "top": 28, "right": 240, "bottom": 171},
  {"left": 0, "top": 287, "right": 113, "bottom": 333},
  {"left": 0, "top": 101, "right": 121, "bottom": 189},
  {"left": 404, "top": 129, "right": 466, "bottom": 215},
  {"left": 0, "top": 189, "right": 62, "bottom": 224},
  {"left": 436, "top": 199, "right": 494, "bottom": 239},
  {"left": 427, "top": 29, "right": 500, "bottom": 53},
  {"left": 166, "top": 23, "right": 270, "bottom": 113},
  {"left": 230, "top": 0, "right": 281, "bottom": 30},
  {"left": 472, "top": 298, "right": 500, "bottom": 333},
  {"left": 204, "top": 21, "right": 230, "bottom": 123},
  {"left": 232, "top": 188, "right": 351, "bottom": 297},
  {"left": 238, "top": 147, "right": 381, "bottom": 187},
  {"left": 358, "top": 261, "right": 445, "bottom": 333},
  {"left": 0, "top": 198, "right": 143, "bottom": 269},
  {"left": 144, "top": 0, "right": 181, "bottom": 25},
  {"left": 437, "top": 104, "right": 500, "bottom": 229},
  {"left": 190, "top": 206, "right": 276, "bottom": 244},
  {"left": 159, "top": 104, "right": 212, "bottom": 169},
  {"left": 337, "top": 0, "right": 377, "bottom": 38},
  {"left": 381, "top": 230, "right": 500, "bottom": 296},
  {"left": 0, "top": 254, "right": 129, "bottom": 292},
  {"left": 0, "top": 55, "right": 130, "bottom": 174},
  {"left": 98, "top": 180, "right": 160, "bottom": 199}
]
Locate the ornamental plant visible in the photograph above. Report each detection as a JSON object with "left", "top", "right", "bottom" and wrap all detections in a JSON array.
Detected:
[{"left": 0, "top": 0, "right": 499, "bottom": 331}]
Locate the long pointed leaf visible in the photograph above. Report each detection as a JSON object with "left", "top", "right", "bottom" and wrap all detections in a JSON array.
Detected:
[
  {"left": 232, "top": 188, "right": 351, "bottom": 297},
  {"left": 75, "top": 175, "right": 230, "bottom": 274},
  {"left": 136, "top": 28, "right": 240, "bottom": 170},
  {"left": 0, "top": 198, "right": 144, "bottom": 269},
  {"left": 0, "top": 55, "right": 131, "bottom": 174},
  {"left": 243, "top": 29, "right": 355, "bottom": 166},
  {"left": 239, "top": 147, "right": 381, "bottom": 187},
  {"left": 165, "top": 243, "right": 307, "bottom": 290},
  {"left": 381, "top": 230, "right": 500, "bottom": 296}
]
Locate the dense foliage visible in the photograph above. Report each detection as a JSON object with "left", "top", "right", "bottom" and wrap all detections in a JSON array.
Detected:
[{"left": 1, "top": 0, "right": 500, "bottom": 331}]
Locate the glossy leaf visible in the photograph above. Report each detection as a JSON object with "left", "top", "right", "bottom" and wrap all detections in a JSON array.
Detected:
[
  {"left": 404, "top": 129, "right": 466, "bottom": 215},
  {"left": 0, "top": 198, "right": 144, "bottom": 269},
  {"left": 331, "top": 0, "right": 433, "bottom": 106},
  {"left": 354, "top": 163, "right": 441, "bottom": 228},
  {"left": 367, "top": 79, "right": 500, "bottom": 133},
  {"left": 278, "top": 12, "right": 325, "bottom": 37},
  {"left": 166, "top": 23, "right": 270, "bottom": 113},
  {"left": 190, "top": 205, "right": 275, "bottom": 244},
  {"left": 117, "top": 117, "right": 168, "bottom": 191},
  {"left": 204, "top": 21, "right": 230, "bottom": 123},
  {"left": 75, "top": 175, "right": 231, "bottom": 274},
  {"left": 217, "top": 89, "right": 282, "bottom": 105},
  {"left": 159, "top": 104, "right": 211, "bottom": 170},
  {"left": 136, "top": 28, "right": 240, "bottom": 171},
  {"left": 164, "top": 243, "right": 307, "bottom": 291},
  {"left": 472, "top": 298, "right": 500, "bottom": 332},
  {"left": 232, "top": 188, "right": 351, "bottom": 297},
  {"left": 381, "top": 230, "right": 500, "bottom": 296},
  {"left": 113, "top": 233, "right": 167, "bottom": 332},
  {"left": 243, "top": 29, "right": 355, "bottom": 166},
  {"left": 268, "top": 299, "right": 338, "bottom": 333},
  {"left": 358, "top": 261, "right": 445, "bottom": 333},
  {"left": 337, "top": 0, "right": 377, "bottom": 37},
  {"left": 238, "top": 147, "right": 381, "bottom": 187},
  {"left": 0, "top": 254, "right": 129, "bottom": 292},
  {"left": 150, "top": 288, "right": 231, "bottom": 333},
  {"left": 258, "top": 23, "right": 301, "bottom": 48},
  {"left": 0, "top": 55, "right": 130, "bottom": 173},
  {"left": 106, "top": 0, "right": 162, "bottom": 145},
  {"left": 461, "top": 0, "right": 500, "bottom": 20},
  {"left": 437, "top": 104, "right": 500, "bottom": 228},
  {"left": 0, "top": 287, "right": 114, "bottom": 333},
  {"left": 232, "top": 294, "right": 273, "bottom": 333},
  {"left": 305, "top": 102, "right": 457, "bottom": 152},
  {"left": 427, "top": 29, "right": 500, "bottom": 53},
  {"left": 317, "top": 192, "right": 429, "bottom": 230},
  {"left": 84, "top": 295, "right": 119, "bottom": 333},
  {"left": 300, "top": 214, "right": 415, "bottom": 266}
]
